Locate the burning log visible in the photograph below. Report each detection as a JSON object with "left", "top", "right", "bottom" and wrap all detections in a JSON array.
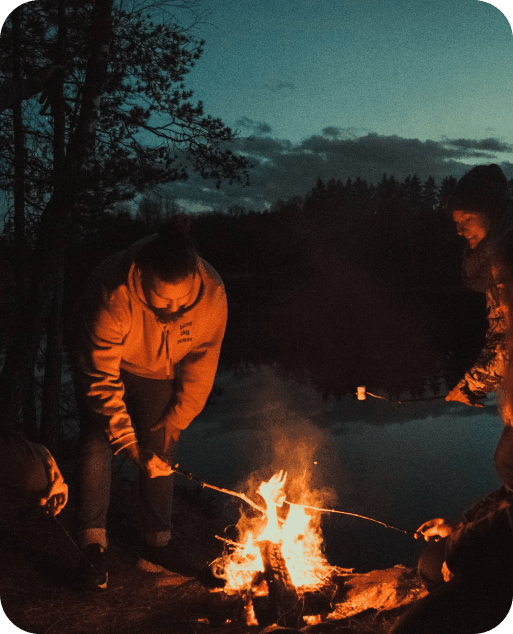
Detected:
[
  {"left": 207, "top": 470, "right": 426, "bottom": 629},
  {"left": 256, "top": 539, "right": 305, "bottom": 629}
]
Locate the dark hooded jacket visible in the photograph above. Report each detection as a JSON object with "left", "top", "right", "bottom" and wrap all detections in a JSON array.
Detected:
[{"left": 445, "top": 164, "right": 513, "bottom": 412}]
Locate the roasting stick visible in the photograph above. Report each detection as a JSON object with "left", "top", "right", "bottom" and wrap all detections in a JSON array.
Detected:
[
  {"left": 200, "top": 482, "right": 266, "bottom": 515},
  {"left": 167, "top": 461, "right": 266, "bottom": 514},
  {"left": 284, "top": 501, "right": 415, "bottom": 535},
  {"left": 164, "top": 460, "right": 415, "bottom": 535},
  {"left": 356, "top": 385, "right": 446, "bottom": 404}
]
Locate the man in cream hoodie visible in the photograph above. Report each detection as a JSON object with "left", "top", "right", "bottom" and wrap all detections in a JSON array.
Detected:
[{"left": 73, "top": 218, "right": 227, "bottom": 588}]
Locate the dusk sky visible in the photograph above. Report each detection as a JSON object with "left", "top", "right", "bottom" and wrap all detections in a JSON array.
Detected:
[{"left": 2, "top": 0, "right": 513, "bottom": 213}]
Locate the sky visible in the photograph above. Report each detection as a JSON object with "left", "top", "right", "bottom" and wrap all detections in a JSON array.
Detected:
[
  {"left": 163, "top": 0, "right": 513, "bottom": 212},
  {"left": 2, "top": 0, "right": 513, "bottom": 213}
]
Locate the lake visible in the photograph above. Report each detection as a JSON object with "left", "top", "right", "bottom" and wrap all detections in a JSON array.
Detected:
[{"left": 174, "top": 364, "right": 504, "bottom": 573}]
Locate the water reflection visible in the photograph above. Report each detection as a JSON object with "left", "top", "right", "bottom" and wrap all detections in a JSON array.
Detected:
[{"left": 176, "top": 364, "right": 503, "bottom": 572}]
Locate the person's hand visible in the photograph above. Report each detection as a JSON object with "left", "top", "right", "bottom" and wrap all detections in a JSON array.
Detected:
[
  {"left": 445, "top": 384, "right": 484, "bottom": 408},
  {"left": 140, "top": 448, "right": 173, "bottom": 478},
  {"left": 441, "top": 561, "right": 454, "bottom": 582},
  {"left": 37, "top": 447, "right": 68, "bottom": 516},
  {"left": 122, "top": 444, "right": 173, "bottom": 478},
  {"left": 415, "top": 518, "right": 459, "bottom": 542},
  {"left": 150, "top": 417, "right": 181, "bottom": 453}
]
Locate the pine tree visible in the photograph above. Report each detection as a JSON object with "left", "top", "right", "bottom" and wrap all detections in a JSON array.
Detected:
[{"left": 0, "top": 0, "right": 250, "bottom": 439}]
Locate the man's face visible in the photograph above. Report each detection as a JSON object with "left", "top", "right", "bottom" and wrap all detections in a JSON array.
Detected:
[
  {"left": 452, "top": 210, "right": 490, "bottom": 250},
  {"left": 144, "top": 273, "right": 196, "bottom": 322}
]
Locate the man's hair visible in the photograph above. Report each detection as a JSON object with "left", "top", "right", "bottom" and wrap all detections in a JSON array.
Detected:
[{"left": 135, "top": 215, "right": 198, "bottom": 283}]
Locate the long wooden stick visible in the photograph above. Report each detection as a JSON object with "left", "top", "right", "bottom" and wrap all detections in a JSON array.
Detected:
[
  {"left": 170, "top": 462, "right": 414, "bottom": 534},
  {"left": 285, "top": 501, "right": 414, "bottom": 534},
  {"left": 201, "top": 481, "right": 266, "bottom": 514}
]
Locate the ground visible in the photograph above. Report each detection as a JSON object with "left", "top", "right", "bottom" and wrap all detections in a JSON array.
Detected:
[{"left": 0, "top": 472, "right": 423, "bottom": 634}]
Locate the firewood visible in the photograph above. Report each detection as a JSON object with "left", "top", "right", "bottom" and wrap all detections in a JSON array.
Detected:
[{"left": 257, "top": 540, "right": 305, "bottom": 629}]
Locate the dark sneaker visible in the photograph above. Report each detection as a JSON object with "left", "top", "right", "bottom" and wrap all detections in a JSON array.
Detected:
[
  {"left": 137, "top": 541, "right": 197, "bottom": 578},
  {"left": 81, "top": 543, "right": 108, "bottom": 590}
]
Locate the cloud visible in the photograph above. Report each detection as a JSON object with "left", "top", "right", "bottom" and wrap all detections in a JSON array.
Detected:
[
  {"left": 161, "top": 131, "right": 513, "bottom": 212},
  {"left": 235, "top": 116, "right": 272, "bottom": 136},
  {"left": 262, "top": 78, "right": 296, "bottom": 92},
  {"left": 322, "top": 126, "right": 367, "bottom": 140},
  {"left": 441, "top": 137, "right": 513, "bottom": 153},
  {"left": 322, "top": 126, "right": 343, "bottom": 139},
  {"left": 257, "top": 122, "right": 272, "bottom": 135}
]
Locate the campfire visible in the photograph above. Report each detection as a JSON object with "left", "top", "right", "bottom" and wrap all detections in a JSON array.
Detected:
[
  {"left": 192, "top": 468, "right": 428, "bottom": 630},
  {"left": 210, "top": 470, "right": 342, "bottom": 628}
]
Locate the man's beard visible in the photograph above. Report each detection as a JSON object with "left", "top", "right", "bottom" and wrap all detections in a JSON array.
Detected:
[{"left": 152, "top": 306, "right": 186, "bottom": 324}]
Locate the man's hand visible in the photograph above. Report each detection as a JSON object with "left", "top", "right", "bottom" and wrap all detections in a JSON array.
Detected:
[
  {"left": 36, "top": 447, "right": 68, "bottom": 516},
  {"left": 122, "top": 444, "right": 173, "bottom": 478},
  {"left": 141, "top": 449, "right": 173, "bottom": 478},
  {"left": 415, "top": 518, "right": 459, "bottom": 542},
  {"left": 150, "top": 418, "right": 181, "bottom": 453},
  {"left": 445, "top": 384, "right": 484, "bottom": 407}
]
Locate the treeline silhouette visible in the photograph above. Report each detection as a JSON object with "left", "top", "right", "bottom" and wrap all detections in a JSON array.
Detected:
[{"left": 31, "top": 171, "right": 505, "bottom": 402}]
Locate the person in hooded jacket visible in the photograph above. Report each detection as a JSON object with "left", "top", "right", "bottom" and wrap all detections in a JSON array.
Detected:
[
  {"left": 73, "top": 217, "right": 227, "bottom": 589},
  {"left": 391, "top": 226, "right": 513, "bottom": 634},
  {"left": 390, "top": 167, "right": 513, "bottom": 634},
  {"left": 0, "top": 429, "right": 68, "bottom": 521},
  {"left": 445, "top": 163, "right": 513, "bottom": 411}
]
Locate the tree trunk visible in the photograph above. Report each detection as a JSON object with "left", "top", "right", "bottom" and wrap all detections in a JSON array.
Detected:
[
  {"left": 40, "top": 0, "right": 67, "bottom": 455},
  {"left": 11, "top": 7, "right": 38, "bottom": 438},
  {"left": 11, "top": 7, "right": 28, "bottom": 309},
  {"left": 40, "top": 264, "right": 64, "bottom": 454},
  {"left": 0, "top": 0, "right": 114, "bottom": 432}
]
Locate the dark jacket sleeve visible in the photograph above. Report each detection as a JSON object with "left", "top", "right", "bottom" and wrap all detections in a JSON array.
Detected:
[
  {"left": 445, "top": 488, "right": 513, "bottom": 576},
  {"left": 458, "top": 285, "right": 507, "bottom": 400}
]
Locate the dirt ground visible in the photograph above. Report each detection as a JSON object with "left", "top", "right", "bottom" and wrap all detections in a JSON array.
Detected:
[{"left": 0, "top": 474, "right": 410, "bottom": 634}]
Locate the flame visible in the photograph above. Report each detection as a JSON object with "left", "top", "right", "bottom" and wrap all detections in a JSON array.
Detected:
[
  {"left": 214, "top": 470, "right": 332, "bottom": 594},
  {"left": 256, "top": 470, "right": 287, "bottom": 542}
]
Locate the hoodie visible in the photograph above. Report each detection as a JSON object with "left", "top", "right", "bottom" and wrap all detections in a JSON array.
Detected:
[{"left": 74, "top": 237, "right": 227, "bottom": 454}]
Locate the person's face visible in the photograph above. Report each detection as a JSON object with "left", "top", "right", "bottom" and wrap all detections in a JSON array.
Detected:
[
  {"left": 452, "top": 210, "right": 490, "bottom": 250},
  {"left": 145, "top": 273, "right": 196, "bottom": 322}
]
